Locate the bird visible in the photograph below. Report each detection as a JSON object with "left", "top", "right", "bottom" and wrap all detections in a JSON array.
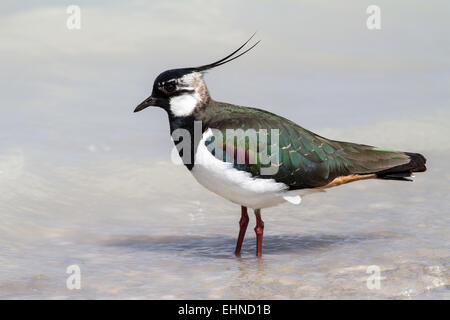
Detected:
[{"left": 134, "top": 34, "right": 427, "bottom": 257}]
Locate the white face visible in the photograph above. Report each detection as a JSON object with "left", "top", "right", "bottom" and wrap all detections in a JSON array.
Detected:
[
  {"left": 167, "top": 72, "right": 209, "bottom": 117},
  {"left": 169, "top": 94, "right": 201, "bottom": 117}
]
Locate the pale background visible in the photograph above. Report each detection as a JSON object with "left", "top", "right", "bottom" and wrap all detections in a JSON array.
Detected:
[{"left": 0, "top": 1, "right": 449, "bottom": 299}]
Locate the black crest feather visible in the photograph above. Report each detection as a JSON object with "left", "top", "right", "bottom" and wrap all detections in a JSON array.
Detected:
[{"left": 194, "top": 33, "right": 260, "bottom": 71}]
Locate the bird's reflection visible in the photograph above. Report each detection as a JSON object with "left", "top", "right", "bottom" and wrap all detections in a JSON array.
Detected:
[{"left": 102, "top": 232, "right": 397, "bottom": 259}]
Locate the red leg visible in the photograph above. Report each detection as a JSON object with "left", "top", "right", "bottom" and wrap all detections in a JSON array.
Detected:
[
  {"left": 254, "top": 209, "right": 264, "bottom": 257},
  {"left": 235, "top": 206, "right": 249, "bottom": 256}
]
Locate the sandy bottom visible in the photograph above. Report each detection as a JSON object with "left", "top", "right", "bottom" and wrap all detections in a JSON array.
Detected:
[{"left": 0, "top": 147, "right": 448, "bottom": 299}]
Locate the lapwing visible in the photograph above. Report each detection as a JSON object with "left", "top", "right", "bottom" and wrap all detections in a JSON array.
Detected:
[{"left": 134, "top": 35, "right": 427, "bottom": 257}]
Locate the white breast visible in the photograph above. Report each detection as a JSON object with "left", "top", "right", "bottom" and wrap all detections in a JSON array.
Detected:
[{"left": 191, "top": 129, "right": 295, "bottom": 209}]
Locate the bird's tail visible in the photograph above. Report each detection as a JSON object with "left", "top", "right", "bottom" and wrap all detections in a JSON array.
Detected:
[
  {"left": 334, "top": 140, "right": 427, "bottom": 182},
  {"left": 375, "top": 152, "right": 427, "bottom": 181}
]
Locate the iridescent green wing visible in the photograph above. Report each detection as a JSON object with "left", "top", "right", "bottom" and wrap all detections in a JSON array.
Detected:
[{"left": 199, "top": 102, "right": 411, "bottom": 189}]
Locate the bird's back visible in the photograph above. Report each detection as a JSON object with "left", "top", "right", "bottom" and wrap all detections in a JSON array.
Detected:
[{"left": 196, "top": 101, "right": 426, "bottom": 190}]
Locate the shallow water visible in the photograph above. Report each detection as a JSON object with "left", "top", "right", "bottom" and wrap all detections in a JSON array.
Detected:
[
  {"left": 1, "top": 114, "right": 449, "bottom": 299},
  {"left": 1, "top": 1, "right": 449, "bottom": 300}
]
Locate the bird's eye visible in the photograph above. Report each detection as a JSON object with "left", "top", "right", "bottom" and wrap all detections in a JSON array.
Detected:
[{"left": 163, "top": 82, "right": 176, "bottom": 93}]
